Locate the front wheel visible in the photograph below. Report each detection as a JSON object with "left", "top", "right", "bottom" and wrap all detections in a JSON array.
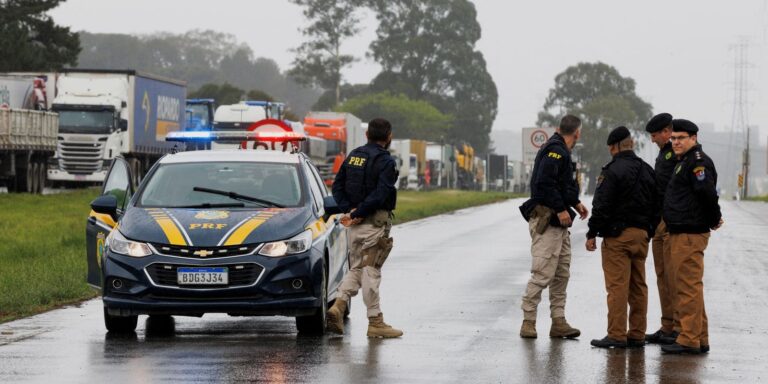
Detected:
[
  {"left": 104, "top": 307, "right": 138, "bottom": 333},
  {"left": 295, "top": 267, "right": 327, "bottom": 335}
]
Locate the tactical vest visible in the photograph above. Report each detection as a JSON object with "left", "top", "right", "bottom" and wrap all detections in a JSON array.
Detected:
[{"left": 343, "top": 145, "right": 392, "bottom": 210}]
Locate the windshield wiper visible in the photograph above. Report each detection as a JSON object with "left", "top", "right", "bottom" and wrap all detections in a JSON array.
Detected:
[
  {"left": 193, "top": 186, "right": 285, "bottom": 208},
  {"left": 167, "top": 202, "right": 245, "bottom": 208}
]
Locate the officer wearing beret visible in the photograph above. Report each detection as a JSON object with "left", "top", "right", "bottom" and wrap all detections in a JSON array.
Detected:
[
  {"left": 661, "top": 119, "right": 723, "bottom": 354},
  {"left": 586, "top": 126, "right": 659, "bottom": 349},
  {"left": 644, "top": 113, "right": 681, "bottom": 344}
]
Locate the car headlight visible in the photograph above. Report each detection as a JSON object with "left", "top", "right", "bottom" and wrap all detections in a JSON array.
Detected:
[
  {"left": 258, "top": 229, "right": 312, "bottom": 257},
  {"left": 108, "top": 230, "right": 152, "bottom": 257}
]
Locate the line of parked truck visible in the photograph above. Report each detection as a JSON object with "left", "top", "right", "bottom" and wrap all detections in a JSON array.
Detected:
[{"left": 1, "top": 69, "right": 504, "bottom": 193}]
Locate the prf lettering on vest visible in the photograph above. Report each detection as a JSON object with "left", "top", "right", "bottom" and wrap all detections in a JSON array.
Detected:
[
  {"left": 348, "top": 156, "right": 367, "bottom": 167},
  {"left": 189, "top": 223, "right": 228, "bottom": 230},
  {"left": 547, "top": 152, "right": 562, "bottom": 160}
]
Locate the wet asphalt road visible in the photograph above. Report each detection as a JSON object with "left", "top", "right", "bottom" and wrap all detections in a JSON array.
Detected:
[{"left": 1, "top": 198, "right": 767, "bottom": 383}]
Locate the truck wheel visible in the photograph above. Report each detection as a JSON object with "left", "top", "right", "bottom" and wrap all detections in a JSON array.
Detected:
[
  {"left": 295, "top": 267, "right": 328, "bottom": 335},
  {"left": 37, "top": 161, "right": 48, "bottom": 193},
  {"left": 104, "top": 307, "right": 138, "bottom": 333}
]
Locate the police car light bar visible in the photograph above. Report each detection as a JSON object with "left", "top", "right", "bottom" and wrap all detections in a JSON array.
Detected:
[{"left": 165, "top": 131, "right": 307, "bottom": 143}]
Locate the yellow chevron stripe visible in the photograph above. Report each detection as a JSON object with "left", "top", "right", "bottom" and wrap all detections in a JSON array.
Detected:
[
  {"left": 155, "top": 217, "right": 187, "bottom": 246},
  {"left": 224, "top": 216, "right": 270, "bottom": 246}
]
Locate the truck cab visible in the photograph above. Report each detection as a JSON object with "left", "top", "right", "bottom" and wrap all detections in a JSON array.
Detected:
[{"left": 212, "top": 101, "right": 285, "bottom": 150}]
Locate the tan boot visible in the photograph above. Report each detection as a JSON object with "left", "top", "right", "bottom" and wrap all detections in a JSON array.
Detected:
[
  {"left": 367, "top": 313, "right": 403, "bottom": 338},
  {"left": 520, "top": 320, "right": 537, "bottom": 338},
  {"left": 326, "top": 299, "right": 347, "bottom": 334},
  {"left": 549, "top": 317, "right": 580, "bottom": 338}
]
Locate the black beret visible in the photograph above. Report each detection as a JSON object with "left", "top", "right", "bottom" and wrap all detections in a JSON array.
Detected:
[
  {"left": 646, "top": 113, "right": 673, "bottom": 133},
  {"left": 672, "top": 119, "right": 699, "bottom": 134},
  {"left": 607, "top": 126, "right": 630, "bottom": 145}
]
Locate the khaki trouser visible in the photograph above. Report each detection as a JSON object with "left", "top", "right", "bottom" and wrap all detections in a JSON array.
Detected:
[
  {"left": 601, "top": 227, "right": 649, "bottom": 341},
  {"left": 521, "top": 213, "right": 572, "bottom": 321},
  {"left": 669, "top": 232, "right": 710, "bottom": 348},
  {"left": 337, "top": 210, "right": 392, "bottom": 318},
  {"left": 651, "top": 219, "right": 679, "bottom": 333}
]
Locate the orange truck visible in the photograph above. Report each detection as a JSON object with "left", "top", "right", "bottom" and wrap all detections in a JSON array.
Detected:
[{"left": 302, "top": 112, "right": 364, "bottom": 185}]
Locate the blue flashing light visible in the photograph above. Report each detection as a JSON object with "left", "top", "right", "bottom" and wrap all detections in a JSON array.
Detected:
[
  {"left": 166, "top": 131, "right": 213, "bottom": 141},
  {"left": 187, "top": 98, "right": 215, "bottom": 104}
]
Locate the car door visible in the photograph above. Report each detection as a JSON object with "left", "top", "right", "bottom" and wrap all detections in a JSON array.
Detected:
[
  {"left": 304, "top": 160, "right": 348, "bottom": 290},
  {"left": 85, "top": 157, "right": 133, "bottom": 288}
]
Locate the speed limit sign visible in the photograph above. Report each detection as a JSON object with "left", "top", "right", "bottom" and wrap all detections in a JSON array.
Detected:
[
  {"left": 530, "top": 129, "right": 549, "bottom": 148},
  {"left": 522, "top": 127, "right": 556, "bottom": 165}
]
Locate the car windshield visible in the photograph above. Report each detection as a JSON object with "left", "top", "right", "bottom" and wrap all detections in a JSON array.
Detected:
[{"left": 138, "top": 162, "right": 303, "bottom": 208}]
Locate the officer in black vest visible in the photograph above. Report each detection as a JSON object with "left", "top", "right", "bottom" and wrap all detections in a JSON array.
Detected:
[
  {"left": 327, "top": 118, "right": 402, "bottom": 338},
  {"left": 518, "top": 114, "right": 589, "bottom": 339},
  {"left": 586, "top": 126, "right": 659, "bottom": 349}
]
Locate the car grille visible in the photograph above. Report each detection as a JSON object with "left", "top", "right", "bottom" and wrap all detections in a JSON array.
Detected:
[
  {"left": 151, "top": 243, "right": 259, "bottom": 258},
  {"left": 145, "top": 263, "right": 263, "bottom": 288}
]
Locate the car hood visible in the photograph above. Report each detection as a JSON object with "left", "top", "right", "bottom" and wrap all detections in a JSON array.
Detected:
[{"left": 118, "top": 207, "right": 312, "bottom": 247}]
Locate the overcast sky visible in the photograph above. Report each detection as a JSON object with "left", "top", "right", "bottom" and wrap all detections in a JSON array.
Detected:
[{"left": 50, "top": 0, "right": 768, "bottom": 140}]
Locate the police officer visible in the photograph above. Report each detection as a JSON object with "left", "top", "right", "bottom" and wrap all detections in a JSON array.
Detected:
[
  {"left": 585, "top": 126, "right": 659, "bottom": 349},
  {"left": 518, "top": 114, "right": 588, "bottom": 339},
  {"left": 327, "top": 118, "right": 403, "bottom": 338},
  {"left": 661, "top": 119, "right": 723, "bottom": 354},
  {"left": 645, "top": 113, "right": 681, "bottom": 344}
]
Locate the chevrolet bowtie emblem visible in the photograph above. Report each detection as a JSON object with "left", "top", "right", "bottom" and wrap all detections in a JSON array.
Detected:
[{"left": 193, "top": 250, "right": 214, "bottom": 257}]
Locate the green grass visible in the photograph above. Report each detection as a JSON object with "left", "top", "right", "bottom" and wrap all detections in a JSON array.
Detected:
[
  {"left": 746, "top": 195, "right": 768, "bottom": 202},
  {"left": 393, "top": 190, "right": 519, "bottom": 224},
  {"left": 0, "top": 188, "right": 517, "bottom": 323},
  {"left": 0, "top": 189, "right": 100, "bottom": 322}
]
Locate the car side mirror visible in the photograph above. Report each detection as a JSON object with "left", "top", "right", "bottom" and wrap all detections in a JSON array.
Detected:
[
  {"left": 91, "top": 195, "right": 119, "bottom": 221},
  {"left": 119, "top": 119, "right": 128, "bottom": 131},
  {"left": 322, "top": 195, "right": 341, "bottom": 221}
]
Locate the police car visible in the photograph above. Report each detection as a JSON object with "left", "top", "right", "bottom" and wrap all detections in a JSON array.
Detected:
[{"left": 86, "top": 130, "right": 348, "bottom": 334}]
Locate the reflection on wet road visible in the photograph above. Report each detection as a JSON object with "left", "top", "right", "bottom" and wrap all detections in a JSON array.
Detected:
[{"left": 1, "top": 199, "right": 767, "bottom": 383}]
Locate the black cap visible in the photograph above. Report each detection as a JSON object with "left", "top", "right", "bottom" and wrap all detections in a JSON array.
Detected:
[
  {"left": 607, "top": 126, "right": 631, "bottom": 145},
  {"left": 672, "top": 119, "right": 699, "bottom": 134},
  {"left": 646, "top": 113, "right": 673, "bottom": 133}
]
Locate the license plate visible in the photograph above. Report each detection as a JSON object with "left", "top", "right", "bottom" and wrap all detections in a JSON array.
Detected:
[
  {"left": 75, "top": 175, "right": 86, "bottom": 181},
  {"left": 177, "top": 267, "right": 228, "bottom": 285}
]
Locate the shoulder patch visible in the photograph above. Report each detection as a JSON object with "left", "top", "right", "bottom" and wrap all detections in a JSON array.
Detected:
[
  {"left": 693, "top": 166, "right": 706, "bottom": 181},
  {"left": 665, "top": 151, "right": 673, "bottom": 160},
  {"left": 547, "top": 152, "right": 562, "bottom": 160}
]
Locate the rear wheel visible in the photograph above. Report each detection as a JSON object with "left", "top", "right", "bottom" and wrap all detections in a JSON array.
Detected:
[
  {"left": 104, "top": 307, "right": 138, "bottom": 333},
  {"left": 296, "top": 266, "right": 328, "bottom": 335}
]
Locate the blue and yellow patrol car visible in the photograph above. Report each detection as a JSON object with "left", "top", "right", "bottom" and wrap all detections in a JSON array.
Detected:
[{"left": 86, "top": 131, "right": 348, "bottom": 334}]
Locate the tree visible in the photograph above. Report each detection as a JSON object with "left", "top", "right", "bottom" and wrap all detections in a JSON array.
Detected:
[
  {"left": 0, "top": 0, "right": 80, "bottom": 71},
  {"left": 289, "top": 0, "right": 362, "bottom": 107},
  {"left": 366, "top": 0, "right": 497, "bottom": 152},
  {"left": 188, "top": 83, "right": 244, "bottom": 105},
  {"left": 537, "top": 62, "right": 653, "bottom": 193},
  {"left": 77, "top": 31, "right": 322, "bottom": 117},
  {"left": 337, "top": 92, "right": 453, "bottom": 141}
]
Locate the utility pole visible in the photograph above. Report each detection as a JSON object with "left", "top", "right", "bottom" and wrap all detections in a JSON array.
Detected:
[{"left": 728, "top": 38, "right": 752, "bottom": 199}]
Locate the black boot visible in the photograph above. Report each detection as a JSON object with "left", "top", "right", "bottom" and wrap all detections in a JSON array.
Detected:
[
  {"left": 700, "top": 344, "right": 710, "bottom": 353},
  {"left": 646, "top": 329, "right": 675, "bottom": 344},
  {"left": 661, "top": 342, "right": 701, "bottom": 355},
  {"left": 590, "top": 336, "right": 626, "bottom": 349},
  {"left": 626, "top": 338, "right": 645, "bottom": 348},
  {"left": 658, "top": 330, "right": 679, "bottom": 345}
]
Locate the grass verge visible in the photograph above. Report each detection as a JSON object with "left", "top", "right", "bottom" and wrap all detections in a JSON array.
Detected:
[
  {"left": 0, "top": 189, "right": 100, "bottom": 323},
  {"left": 393, "top": 190, "right": 519, "bottom": 224},
  {"left": 0, "top": 188, "right": 517, "bottom": 323},
  {"left": 746, "top": 195, "right": 768, "bottom": 202}
]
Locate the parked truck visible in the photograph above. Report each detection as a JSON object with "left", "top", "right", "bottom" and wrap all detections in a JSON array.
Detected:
[
  {"left": 212, "top": 101, "right": 285, "bottom": 149},
  {"left": 0, "top": 74, "right": 57, "bottom": 194},
  {"left": 302, "top": 111, "right": 364, "bottom": 185},
  {"left": 389, "top": 139, "right": 428, "bottom": 190},
  {"left": 48, "top": 69, "right": 186, "bottom": 187}
]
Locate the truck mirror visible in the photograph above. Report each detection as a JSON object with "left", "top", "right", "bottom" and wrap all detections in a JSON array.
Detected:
[
  {"left": 119, "top": 119, "right": 128, "bottom": 131},
  {"left": 91, "top": 195, "right": 119, "bottom": 221}
]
